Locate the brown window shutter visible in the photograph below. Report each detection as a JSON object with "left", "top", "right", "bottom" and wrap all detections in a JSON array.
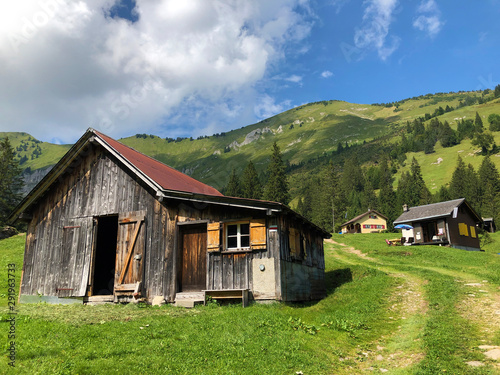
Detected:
[
  {"left": 207, "top": 222, "right": 221, "bottom": 252},
  {"left": 289, "top": 227, "right": 297, "bottom": 256},
  {"left": 250, "top": 219, "right": 267, "bottom": 250}
]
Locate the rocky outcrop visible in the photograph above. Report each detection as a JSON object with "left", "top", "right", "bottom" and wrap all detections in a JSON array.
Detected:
[{"left": 21, "top": 165, "right": 53, "bottom": 196}]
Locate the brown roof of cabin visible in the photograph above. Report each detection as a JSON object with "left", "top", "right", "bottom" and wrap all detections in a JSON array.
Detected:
[
  {"left": 95, "top": 131, "right": 222, "bottom": 197},
  {"left": 341, "top": 209, "right": 388, "bottom": 227},
  {"left": 393, "top": 198, "right": 481, "bottom": 224}
]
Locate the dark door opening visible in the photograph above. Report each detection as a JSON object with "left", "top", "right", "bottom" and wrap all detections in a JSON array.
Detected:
[
  {"left": 92, "top": 215, "right": 118, "bottom": 295},
  {"left": 425, "top": 221, "right": 437, "bottom": 242}
]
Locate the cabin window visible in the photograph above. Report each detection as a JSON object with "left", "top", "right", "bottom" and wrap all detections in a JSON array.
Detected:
[
  {"left": 363, "top": 224, "right": 385, "bottom": 229},
  {"left": 226, "top": 222, "right": 250, "bottom": 250},
  {"left": 208, "top": 219, "right": 267, "bottom": 252},
  {"left": 369, "top": 215, "right": 377, "bottom": 219},
  {"left": 289, "top": 227, "right": 305, "bottom": 260},
  {"left": 459, "top": 223, "right": 469, "bottom": 236}
]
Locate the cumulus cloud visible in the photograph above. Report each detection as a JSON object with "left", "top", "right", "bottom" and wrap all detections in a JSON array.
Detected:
[
  {"left": 0, "top": 0, "right": 313, "bottom": 142},
  {"left": 354, "top": 0, "right": 400, "bottom": 61},
  {"left": 413, "top": 0, "right": 443, "bottom": 37},
  {"left": 321, "top": 70, "right": 333, "bottom": 78}
]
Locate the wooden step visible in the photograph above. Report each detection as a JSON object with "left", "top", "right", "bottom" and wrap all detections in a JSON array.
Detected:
[
  {"left": 84, "top": 295, "right": 114, "bottom": 305},
  {"left": 174, "top": 292, "right": 204, "bottom": 308}
]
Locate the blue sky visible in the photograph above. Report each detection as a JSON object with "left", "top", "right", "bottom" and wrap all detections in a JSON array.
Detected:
[{"left": 0, "top": 0, "right": 499, "bottom": 143}]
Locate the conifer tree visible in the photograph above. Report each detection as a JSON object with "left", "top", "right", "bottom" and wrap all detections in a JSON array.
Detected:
[
  {"left": 263, "top": 142, "right": 289, "bottom": 205},
  {"left": 449, "top": 156, "right": 467, "bottom": 199},
  {"left": 478, "top": 156, "right": 500, "bottom": 220},
  {"left": 410, "top": 157, "right": 432, "bottom": 205},
  {"left": 397, "top": 158, "right": 431, "bottom": 208},
  {"left": 0, "top": 138, "right": 23, "bottom": 226},
  {"left": 397, "top": 170, "right": 413, "bottom": 208},
  {"left": 342, "top": 155, "right": 364, "bottom": 193},
  {"left": 449, "top": 156, "right": 480, "bottom": 210},
  {"left": 435, "top": 185, "right": 451, "bottom": 203},
  {"left": 362, "top": 178, "right": 377, "bottom": 212},
  {"left": 495, "top": 84, "right": 500, "bottom": 98},
  {"left": 475, "top": 112, "right": 484, "bottom": 133},
  {"left": 313, "top": 162, "right": 341, "bottom": 232},
  {"left": 225, "top": 169, "right": 242, "bottom": 197},
  {"left": 437, "top": 120, "right": 458, "bottom": 147},
  {"left": 378, "top": 157, "right": 397, "bottom": 226},
  {"left": 479, "top": 156, "right": 500, "bottom": 192},
  {"left": 240, "top": 161, "right": 262, "bottom": 199}
]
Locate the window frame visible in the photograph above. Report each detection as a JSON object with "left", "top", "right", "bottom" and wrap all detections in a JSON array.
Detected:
[{"left": 225, "top": 221, "right": 251, "bottom": 251}]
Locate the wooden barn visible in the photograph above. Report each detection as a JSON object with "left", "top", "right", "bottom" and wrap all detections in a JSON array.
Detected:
[{"left": 8, "top": 128, "right": 329, "bottom": 306}]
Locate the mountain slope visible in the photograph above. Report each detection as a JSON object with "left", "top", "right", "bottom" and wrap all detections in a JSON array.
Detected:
[{"left": 2, "top": 90, "right": 500, "bottom": 198}]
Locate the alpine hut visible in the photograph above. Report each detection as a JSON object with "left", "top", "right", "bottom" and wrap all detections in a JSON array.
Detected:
[{"left": 8, "top": 129, "right": 329, "bottom": 306}]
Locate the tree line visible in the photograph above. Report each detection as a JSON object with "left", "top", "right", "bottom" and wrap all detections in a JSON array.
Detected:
[
  {"left": 0, "top": 138, "right": 23, "bottom": 228},
  {"left": 223, "top": 108, "right": 500, "bottom": 234},
  {"left": 223, "top": 142, "right": 290, "bottom": 205},
  {"left": 293, "top": 153, "right": 500, "bottom": 234}
]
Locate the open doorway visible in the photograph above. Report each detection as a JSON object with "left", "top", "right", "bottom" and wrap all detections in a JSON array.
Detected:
[{"left": 92, "top": 215, "right": 118, "bottom": 295}]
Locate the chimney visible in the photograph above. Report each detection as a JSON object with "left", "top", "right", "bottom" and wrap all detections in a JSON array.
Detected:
[{"left": 403, "top": 204, "right": 409, "bottom": 212}]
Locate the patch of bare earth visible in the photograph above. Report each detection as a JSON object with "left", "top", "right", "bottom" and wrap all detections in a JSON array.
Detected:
[
  {"left": 457, "top": 280, "right": 500, "bottom": 369},
  {"left": 325, "top": 238, "right": 377, "bottom": 262},
  {"left": 327, "top": 239, "right": 427, "bottom": 372}
]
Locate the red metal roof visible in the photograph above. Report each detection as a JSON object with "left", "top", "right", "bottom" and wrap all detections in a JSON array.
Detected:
[{"left": 95, "top": 131, "right": 223, "bottom": 197}]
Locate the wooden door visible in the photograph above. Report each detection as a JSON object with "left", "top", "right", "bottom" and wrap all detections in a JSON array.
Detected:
[
  {"left": 114, "top": 211, "right": 146, "bottom": 293},
  {"left": 180, "top": 224, "right": 207, "bottom": 292},
  {"left": 56, "top": 217, "right": 94, "bottom": 297}
]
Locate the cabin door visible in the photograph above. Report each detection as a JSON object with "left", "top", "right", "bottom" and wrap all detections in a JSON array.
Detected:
[
  {"left": 114, "top": 211, "right": 146, "bottom": 295},
  {"left": 57, "top": 217, "right": 94, "bottom": 297},
  {"left": 179, "top": 224, "right": 207, "bottom": 292}
]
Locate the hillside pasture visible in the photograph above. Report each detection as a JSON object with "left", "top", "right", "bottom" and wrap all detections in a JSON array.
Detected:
[{"left": 1, "top": 233, "right": 499, "bottom": 374}]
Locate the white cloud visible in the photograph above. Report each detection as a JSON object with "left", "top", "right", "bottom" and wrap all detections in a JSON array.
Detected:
[
  {"left": 285, "top": 74, "right": 303, "bottom": 83},
  {"left": 413, "top": 0, "right": 443, "bottom": 37},
  {"left": 0, "top": 0, "right": 314, "bottom": 143},
  {"left": 321, "top": 70, "right": 333, "bottom": 78},
  {"left": 254, "top": 95, "right": 292, "bottom": 119},
  {"left": 354, "top": 0, "right": 400, "bottom": 61},
  {"left": 330, "top": 0, "right": 351, "bottom": 14}
]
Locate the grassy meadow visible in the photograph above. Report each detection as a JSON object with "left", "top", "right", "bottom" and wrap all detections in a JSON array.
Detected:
[{"left": 1, "top": 232, "right": 500, "bottom": 374}]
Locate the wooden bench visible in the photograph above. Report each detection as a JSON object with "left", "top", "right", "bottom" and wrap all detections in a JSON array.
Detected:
[{"left": 203, "top": 289, "right": 249, "bottom": 307}]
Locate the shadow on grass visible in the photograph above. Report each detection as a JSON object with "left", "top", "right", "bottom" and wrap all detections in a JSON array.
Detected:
[
  {"left": 283, "top": 268, "right": 353, "bottom": 309},
  {"left": 325, "top": 268, "right": 353, "bottom": 295}
]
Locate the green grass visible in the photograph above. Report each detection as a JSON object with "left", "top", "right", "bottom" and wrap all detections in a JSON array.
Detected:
[
  {"left": 1, "top": 234, "right": 399, "bottom": 374},
  {"left": 2, "top": 232, "right": 500, "bottom": 373},
  {"left": 331, "top": 233, "right": 500, "bottom": 374}
]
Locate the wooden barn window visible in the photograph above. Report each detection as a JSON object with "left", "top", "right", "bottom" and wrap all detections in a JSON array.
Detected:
[
  {"left": 226, "top": 222, "right": 250, "bottom": 250},
  {"left": 289, "top": 227, "right": 302, "bottom": 260},
  {"left": 215, "top": 219, "right": 267, "bottom": 252}
]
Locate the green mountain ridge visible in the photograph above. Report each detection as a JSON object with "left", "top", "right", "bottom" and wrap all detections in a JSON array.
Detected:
[{"left": 2, "top": 90, "right": 500, "bottom": 204}]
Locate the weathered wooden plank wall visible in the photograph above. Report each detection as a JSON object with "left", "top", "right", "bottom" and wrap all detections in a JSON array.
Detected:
[
  {"left": 277, "top": 214, "right": 326, "bottom": 302},
  {"left": 21, "top": 144, "right": 167, "bottom": 299}
]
